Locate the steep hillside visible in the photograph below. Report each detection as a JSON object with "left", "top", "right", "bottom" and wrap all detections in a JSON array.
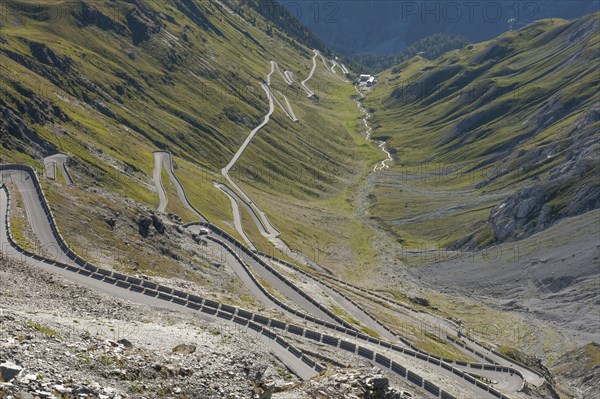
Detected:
[
  {"left": 365, "top": 13, "right": 599, "bottom": 250},
  {"left": 0, "top": 0, "right": 379, "bottom": 278},
  {"left": 355, "top": 13, "right": 600, "bottom": 367}
]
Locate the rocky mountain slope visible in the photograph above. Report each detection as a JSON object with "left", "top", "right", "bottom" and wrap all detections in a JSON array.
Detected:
[
  {"left": 0, "top": 257, "right": 419, "bottom": 399},
  {"left": 366, "top": 12, "right": 599, "bottom": 249}
]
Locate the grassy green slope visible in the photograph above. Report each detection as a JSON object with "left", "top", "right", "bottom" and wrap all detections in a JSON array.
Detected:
[
  {"left": 364, "top": 14, "right": 599, "bottom": 251},
  {"left": 0, "top": 0, "right": 380, "bottom": 276}
]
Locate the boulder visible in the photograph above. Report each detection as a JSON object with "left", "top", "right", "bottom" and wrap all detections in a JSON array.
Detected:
[
  {"left": 410, "top": 297, "right": 430, "bottom": 307},
  {"left": 151, "top": 214, "right": 165, "bottom": 234},
  {"left": 363, "top": 374, "right": 404, "bottom": 399},
  {"left": 117, "top": 338, "right": 133, "bottom": 348},
  {"left": 172, "top": 344, "right": 196, "bottom": 355},
  {"left": 0, "top": 361, "right": 23, "bottom": 382},
  {"left": 138, "top": 217, "right": 153, "bottom": 238}
]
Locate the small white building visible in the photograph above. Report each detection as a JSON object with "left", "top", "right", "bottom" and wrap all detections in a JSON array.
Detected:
[
  {"left": 359, "top": 74, "right": 371, "bottom": 82},
  {"left": 366, "top": 76, "right": 375, "bottom": 87}
]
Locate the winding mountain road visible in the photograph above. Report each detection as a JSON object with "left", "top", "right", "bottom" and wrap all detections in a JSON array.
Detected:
[
  {"left": 316, "top": 267, "right": 545, "bottom": 388},
  {"left": 329, "top": 60, "right": 350, "bottom": 82},
  {"left": 318, "top": 52, "right": 329, "bottom": 70},
  {"left": 0, "top": 46, "right": 546, "bottom": 398},
  {"left": 266, "top": 85, "right": 297, "bottom": 122},
  {"left": 152, "top": 152, "right": 169, "bottom": 212},
  {"left": 264, "top": 254, "right": 530, "bottom": 391},
  {"left": 218, "top": 64, "right": 328, "bottom": 270},
  {"left": 278, "top": 91, "right": 298, "bottom": 121},
  {"left": 222, "top": 84, "right": 273, "bottom": 179},
  {"left": 272, "top": 60, "right": 293, "bottom": 85},
  {"left": 284, "top": 71, "right": 295, "bottom": 84},
  {"left": 1, "top": 168, "right": 71, "bottom": 263},
  {"left": 266, "top": 256, "right": 398, "bottom": 341},
  {"left": 214, "top": 182, "right": 256, "bottom": 250},
  {"left": 43, "top": 154, "right": 73, "bottom": 185},
  {"left": 0, "top": 164, "right": 535, "bottom": 398},
  {"left": 152, "top": 154, "right": 348, "bottom": 328},
  {"left": 153, "top": 151, "right": 207, "bottom": 221},
  {"left": 220, "top": 83, "right": 281, "bottom": 244},
  {"left": 215, "top": 182, "right": 271, "bottom": 239},
  {"left": 300, "top": 50, "right": 318, "bottom": 97},
  {"left": 266, "top": 61, "right": 298, "bottom": 121},
  {"left": 0, "top": 186, "right": 320, "bottom": 380}
]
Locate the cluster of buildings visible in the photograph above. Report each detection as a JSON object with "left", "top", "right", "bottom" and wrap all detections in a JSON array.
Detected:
[{"left": 358, "top": 74, "right": 377, "bottom": 88}]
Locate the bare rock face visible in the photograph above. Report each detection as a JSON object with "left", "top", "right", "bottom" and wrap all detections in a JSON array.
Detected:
[
  {"left": 551, "top": 343, "right": 600, "bottom": 399},
  {"left": 409, "top": 296, "right": 430, "bottom": 307},
  {"left": 151, "top": 214, "right": 165, "bottom": 234},
  {"left": 303, "top": 369, "right": 417, "bottom": 399},
  {"left": 74, "top": 2, "right": 128, "bottom": 34},
  {"left": 117, "top": 338, "right": 133, "bottom": 349},
  {"left": 28, "top": 42, "right": 73, "bottom": 71},
  {"left": 138, "top": 214, "right": 166, "bottom": 237},
  {"left": 125, "top": 7, "right": 163, "bottom": 46},
  {"left": 138, "top": 216, "right": 153, "bottom": 238},
  {"left": 490, "top": 186, "right": 547, "bottom": 242}
]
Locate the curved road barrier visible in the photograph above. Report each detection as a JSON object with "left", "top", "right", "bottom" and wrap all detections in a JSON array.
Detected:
[
  {"left": 258, "top": 251, "right": 544, "bottom": 389},
  {"left": 180, "top": 192, "right": 534, "bottom": 393},
  {"left": 259, "top": 252, "right": 529, "bottom": 389},
  {"left": 186, "top": 221, "right": 359, "bottom": 330},
  {"left": 182, "top": 223, "right": 527, "bottom": 396},
  {"left": 149, "top": 158, "right": 353, "bottom": 330}
]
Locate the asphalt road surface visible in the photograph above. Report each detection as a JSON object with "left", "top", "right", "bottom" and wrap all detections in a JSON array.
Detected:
[{"left": 43, "top": 154, "right": 73, "bottom": 185}]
